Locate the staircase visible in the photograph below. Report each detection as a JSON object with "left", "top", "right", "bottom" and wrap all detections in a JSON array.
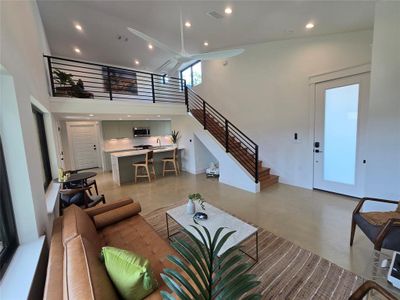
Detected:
[{"left": 186, "top": 88, "right": 278, "bottom": 190}]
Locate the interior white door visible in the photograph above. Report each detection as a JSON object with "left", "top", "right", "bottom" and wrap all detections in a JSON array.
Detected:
[
  {"left": 69, "top": 124, "right": 99, "bottom": 170},
  {"left": 313, "top": 73, "right": 370, "bottom": 197}
]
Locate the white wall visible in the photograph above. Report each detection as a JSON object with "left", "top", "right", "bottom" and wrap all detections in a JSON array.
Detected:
[
  {"left": 171, "top": 115, "right": 259, "bottom": 193},
  {"left": 195, "top": 30, "right": 373, "bottom": 189},
  {"left": 193, "top": 136, "right": 218, "bottom": 174},
  {"left": 0, "top": 1, "right": 55, "bottom": 243},
  {"left": 364, "top": 2, "right": 400, "bottom": 200}
]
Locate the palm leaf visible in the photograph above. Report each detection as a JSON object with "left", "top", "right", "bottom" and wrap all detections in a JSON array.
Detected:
[
  {"left": 216, "top": 275, "right": 260, "bottom": 300},
  {"left": 170, "top": 239, "right": 209, "bottom": 288},
  {"left": 163, "top": 269, "right": 203, "bottom": 300},
  {"left": 161, "top": 225, "right": 260, "bottom": 300},
  {"left": 161, "top": 274, "right": 192, "bottom": 300},
  {"left": 212, "top": 230, "right": 236, "bottom": 259},
  {"left": 160, "top": 290, "right": 175, "bottom": 300},
  {"left": 213, "top": 262, "right": 252, "bottom": 295},
  {"left": 174, "top": 236, "right": 210, "bottom": 279},
  {"left": 182, "top": 227, "right": 211, "bottom": 266},
  {"left": 210, "top": 227, "right": 228, "bottom": 252},
  {"left": 167, "top": 255, "right": 208, "bottom": 299}
]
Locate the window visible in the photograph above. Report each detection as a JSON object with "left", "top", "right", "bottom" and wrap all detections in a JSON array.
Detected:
[
  {"left": 32, "top": 106, "right": 52, "bottom": 189},
  {"left": 0, "top": 136, "right": 18, "bottom": 279},
  {"left": 180, "top": 61, "right": 202, "bottom": 88}
]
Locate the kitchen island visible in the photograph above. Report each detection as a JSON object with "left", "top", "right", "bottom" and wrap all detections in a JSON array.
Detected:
[{"left": 111, "top": 147, "right": 184, "bottom": 185}]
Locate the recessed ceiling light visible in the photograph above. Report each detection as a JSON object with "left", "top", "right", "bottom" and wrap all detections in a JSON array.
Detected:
[
  {"left": 75, "top": 24, "right": 82, "bottom": 31},
  {"left": 148, "top": 44, "right": 153, "bottom": 49},
  {"left": 157, "top": 115, "right": 161, "bottom": 117},
  {"left": 74, "top": 47, "right": 81, "bottom": 54},
  {"left": 184, "top": 21, "right": 191, "bottom": 28},
  {"left": 89, "top": 114, "right": 94, "bottom": 117},
  {"left": 134, "top": 59, "right": 140, "bottom": 65},
  {"left": 224, "top": 7, "right": 232, "bottom": 15},
  {"left": 305, "top": 22, "right": 315, "bottom": 29},
  {"left": 127, "top": 115, "right": 131, "bottom": 117},
  {"left": 203, "top": 41, "right": 209, "bottom": 46}
]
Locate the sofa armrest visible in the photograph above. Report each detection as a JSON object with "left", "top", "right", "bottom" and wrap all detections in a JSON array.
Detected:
[
  {"left": 93, "top": 202, "right": 142, "bottom": 229},
  {"left": 85, "top": 197, "right": 134, "bottom": 218}
]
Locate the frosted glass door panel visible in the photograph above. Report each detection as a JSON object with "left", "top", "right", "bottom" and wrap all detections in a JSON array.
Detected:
[{"left": 323, "top": 84, "right": 359, "bottom": 185}]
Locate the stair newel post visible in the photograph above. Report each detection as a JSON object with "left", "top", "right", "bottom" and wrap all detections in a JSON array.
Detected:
[
  {"left": 151, "top": 74, "right": 156, "bottom": 103},
  {"left": 255, "top": 145, "right": 259, "bottom": 183},
  {"left": 203, "top": 101, "right": 207, "bottom": 129},
  {"left": 106, "top": 66, "right": 113, "bottom": 100},
  {"left": 225, "top": 120, "right": 229, "bottom": 153},
  {"left": 47, "top": 56, "right": 55, "bottom": 97}
]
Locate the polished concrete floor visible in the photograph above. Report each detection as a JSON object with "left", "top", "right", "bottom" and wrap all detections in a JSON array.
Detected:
[{"left": 94, "top": 169, "right": 388, "bottom": 281}]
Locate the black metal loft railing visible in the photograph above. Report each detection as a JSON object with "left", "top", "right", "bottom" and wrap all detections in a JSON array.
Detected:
[
  {"left": 187, "top": 88, "right": 259, "bottom": 183},
  {"left": 44, "top": 55, "right": 186, "bottom": 104}
]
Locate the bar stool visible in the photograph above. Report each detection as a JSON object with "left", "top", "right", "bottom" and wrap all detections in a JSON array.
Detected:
[
  {"left": 133, "top": 151, "right": 156, "bottom": 183},
  {"left": 162, "top": 148, "right": 180, "bottom": 176}
]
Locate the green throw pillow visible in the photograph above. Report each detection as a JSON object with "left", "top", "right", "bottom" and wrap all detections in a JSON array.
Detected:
[{"left": 101, "top": 247, "right": 158, "bottom": 300}]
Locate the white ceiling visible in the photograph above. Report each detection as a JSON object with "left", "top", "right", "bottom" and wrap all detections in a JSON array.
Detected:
[{"left": 37, "top": 1, "right": 375, "bottom": 72}]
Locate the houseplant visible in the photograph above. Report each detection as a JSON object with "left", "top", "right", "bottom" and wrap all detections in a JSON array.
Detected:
[
  {"left": 160, "top": 225, "right": 261, "bottom": 300},
  {"left": 171, "top": 130, "right": 180, "bottom": 145},
  {"left": 53, "top": 69, "right": 75, "bottom": 96},
  {"left": 186, "top": 193, "right": 205, "bottom": 214}
]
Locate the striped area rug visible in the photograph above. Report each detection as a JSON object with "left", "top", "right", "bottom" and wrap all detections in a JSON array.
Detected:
[{"left": 143, "top": 202, "right": 364, "bottom": 300}]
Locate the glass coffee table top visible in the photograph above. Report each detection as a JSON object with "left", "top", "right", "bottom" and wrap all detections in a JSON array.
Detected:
[{"left": 363, "top": 250, "right": 400, "bottom": 298}]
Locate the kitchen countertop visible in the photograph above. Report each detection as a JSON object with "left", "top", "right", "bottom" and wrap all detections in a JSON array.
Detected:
[
  {"left": 111, "top": 147, "right": 183, "bottom": 158},
  {"left": 103, "top": 147, "right": 135, "bottom": 153}
]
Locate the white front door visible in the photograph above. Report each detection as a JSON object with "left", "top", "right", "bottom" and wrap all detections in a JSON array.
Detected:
[
  {"left": 68, "top": 123, "right": 99, "bottom": 170},
  {"left": 313, "top": 73, "right": 370, "bottom": 197}
]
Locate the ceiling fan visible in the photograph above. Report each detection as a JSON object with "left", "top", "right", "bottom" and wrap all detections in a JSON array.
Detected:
[{"left": 127, "top": 8, "right": 244, "bottom": 75}]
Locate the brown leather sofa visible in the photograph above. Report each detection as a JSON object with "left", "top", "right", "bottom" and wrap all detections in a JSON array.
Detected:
[{"left": 43, "top": 198, "right": 179, "bottom": 300}]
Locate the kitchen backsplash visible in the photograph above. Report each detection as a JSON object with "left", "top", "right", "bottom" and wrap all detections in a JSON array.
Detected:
[{"left": 103, "top": 136, "right": 173, "bottom": 152}]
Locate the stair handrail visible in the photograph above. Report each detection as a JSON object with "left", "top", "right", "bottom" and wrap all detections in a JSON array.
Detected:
[{"left": 186, "top": 87, "right": 259, "bottom": 183}]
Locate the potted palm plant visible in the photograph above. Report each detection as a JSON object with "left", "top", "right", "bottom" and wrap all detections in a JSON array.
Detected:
[
  {"left": 161, "top": 225, "right": 261, "bottom": 299},
  {"left": 171, "top": 130, "right": 180, "bottom": 146},
  {"left": 53, "top": 69, "right": 75, "bottom": 96}
]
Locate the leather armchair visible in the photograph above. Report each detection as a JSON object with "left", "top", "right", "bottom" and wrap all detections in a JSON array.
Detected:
[
  {"left": 350, "top": 197, "right": 400, "bottom": 251},
  {"left": 59, "top": 186, "right": 105, "bottom": 213},
  {"left": 349, "top": 280, "right": 397, "bottom": 300}
]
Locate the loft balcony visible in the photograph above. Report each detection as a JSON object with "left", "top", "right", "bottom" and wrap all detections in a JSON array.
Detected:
[{"left": 44, "top": 55, "right": 188, "bottom": 115}]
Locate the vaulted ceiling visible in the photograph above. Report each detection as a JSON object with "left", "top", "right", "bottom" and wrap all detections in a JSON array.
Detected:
[{"left": 37, "top": 1, "right": 375, "bottom": 72}]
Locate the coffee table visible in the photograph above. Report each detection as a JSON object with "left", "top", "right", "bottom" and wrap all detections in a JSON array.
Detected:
[
  {"left": 166, "top": 203, "right": 258, "bottom": 266},
  {"left": 363, "top": 250, "right": 400, "bottom": 297}
]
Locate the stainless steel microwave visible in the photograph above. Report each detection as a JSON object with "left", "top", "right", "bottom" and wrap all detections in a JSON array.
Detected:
[{"left": 133, "top": 127, "right": 151, "bottom": 137}]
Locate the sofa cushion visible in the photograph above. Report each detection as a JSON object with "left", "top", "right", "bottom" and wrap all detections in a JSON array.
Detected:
[
  {"left": 85, "top": 198, "right": 134, "bottom": 218},
  {"left": 63, "top": 235, "right": 118, "bottom": 300},
  {"left": 62, "top": 204, "right": 104, "bottom": 253},
  {"left": 100, "top": 215, "right": 179, "bottom": 298},
  {"left": 102, "top": 246, "right": 158, "bottom": 300},
  {"left": 93, "top": 202, "right": 141, "bottom": 229}
]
